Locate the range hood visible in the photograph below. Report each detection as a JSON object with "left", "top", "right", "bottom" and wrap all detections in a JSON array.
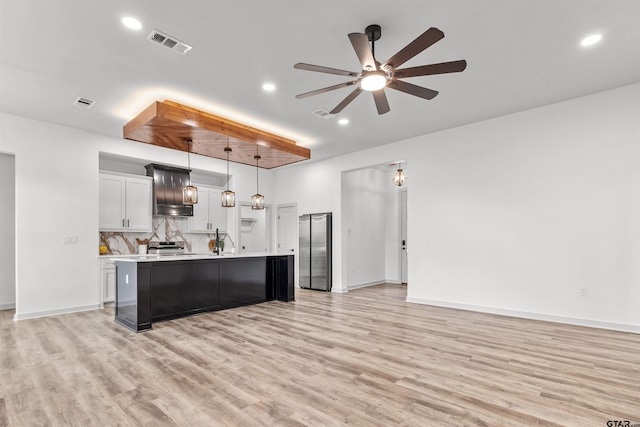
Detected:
[{"left": 145, "top": 163, "right": 194, "bottom": 217}]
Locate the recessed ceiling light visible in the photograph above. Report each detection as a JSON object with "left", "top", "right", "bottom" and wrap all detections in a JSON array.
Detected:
[
  {"left": 262, "top": 83, "right": 276, "bottom": 92},
  {"left": 122, "top": 17, "right": 142, "bottom": 30},
  {"left": 580, "top": 33, "right": 602, "bottom": 47},
  {"left": 338, "top": 118, "right": 349, "bottom": 125}
]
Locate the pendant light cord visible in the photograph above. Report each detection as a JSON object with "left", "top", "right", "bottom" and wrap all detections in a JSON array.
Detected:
[
  {"left": 226, "top": 141, "right": 230, "bottom": 191},
  {"left": 255, "top": 155, "right": 259, "bottom": 193},
  {"left": 186, "top": 139, "right": 192, "bottom": 185}
]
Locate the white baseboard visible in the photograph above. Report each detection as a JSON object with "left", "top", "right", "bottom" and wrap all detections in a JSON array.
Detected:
[
  {"left": 13, "top": 304, "right": 101, "bottom": 321},
  {"left": 331, "top": 287, "right": 348, "bottom": 293},
  {"left": 406, "top": 297, "right": 640, "bottom": 334},
  {"left": 347, "top": 280, "right": 386, "bottom": 291},
  {"left": 0, "top": 303, "right": 16, "bottom": 311}
]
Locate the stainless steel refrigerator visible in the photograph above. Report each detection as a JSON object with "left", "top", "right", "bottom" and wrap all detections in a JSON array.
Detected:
[{"left": 299, "top": 213, "right": 332, "bottom": 291}]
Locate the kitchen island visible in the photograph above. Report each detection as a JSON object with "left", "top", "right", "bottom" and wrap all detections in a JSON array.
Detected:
[{"left": 114, "top": 253, "right": 294, "bottom": 332}]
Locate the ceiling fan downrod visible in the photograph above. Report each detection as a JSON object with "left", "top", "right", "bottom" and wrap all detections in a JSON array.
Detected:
[{"left": 365, "top": 24, "right": 382, "bottom": 63}]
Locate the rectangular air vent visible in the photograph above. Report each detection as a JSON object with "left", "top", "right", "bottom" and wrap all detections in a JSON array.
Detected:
[
  {"left": 73, "top": 97, "right": 96, "bottom": 108},
  {"left": 147, "top": 29, "right": 192, "bottom": 55},
  {"left": 313, "top": 109, "right": 335, "bottom": 120}
]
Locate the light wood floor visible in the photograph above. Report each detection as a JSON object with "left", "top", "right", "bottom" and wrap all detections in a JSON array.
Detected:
[{"left": 1, "top": 284, "right": 639, "bottom": 426}]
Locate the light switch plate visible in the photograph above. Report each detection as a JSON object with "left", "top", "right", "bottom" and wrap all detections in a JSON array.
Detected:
[{"left": 63, "top": 235, "right": 79, "bottom": 244}]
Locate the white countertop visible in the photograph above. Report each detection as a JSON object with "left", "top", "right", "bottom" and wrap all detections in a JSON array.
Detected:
[{"left": 111, "top": 252, "right": 280, "bottom": 263}]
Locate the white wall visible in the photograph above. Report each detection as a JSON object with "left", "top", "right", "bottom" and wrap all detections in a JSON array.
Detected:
[
  {"left": 274, "top": 83, "right": 640, "bottom": 331},
  {"left": 0, "top": 153, "right": 16, "bottom": 309},
  {"left": 343, "top": 168, "right": 387, "bottom": 288},
  {"left": 0, "top": 112, "right": 274, "bottom": 319}
]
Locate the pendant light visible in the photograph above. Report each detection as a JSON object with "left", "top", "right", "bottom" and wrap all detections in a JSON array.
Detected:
[
  {"left": 221, "top": 138, "right": 235, "bottom": 207},
  {"left": 392, "top": 163, "right": 407, "bottom": 186},
  {"left": 182, "top": 139, "right": 198, "bottom": 204},
  {"left": 251, "top": 153, "right": 265, "bottom": 210}
]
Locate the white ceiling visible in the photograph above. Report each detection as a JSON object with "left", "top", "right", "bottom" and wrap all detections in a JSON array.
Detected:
[{"left": 1, "top": 1, "right": 639, "bottom": 164}]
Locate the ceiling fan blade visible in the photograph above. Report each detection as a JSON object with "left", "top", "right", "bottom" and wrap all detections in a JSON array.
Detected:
[
  {"left": 388, "top": 79, "right": 439, "bottom": 100},
  {"left": 348, "top": 33, "right": 376, "bottom": 71},
  {"left": 294, "top": 63, "right": 359, "bottom": 77},
  {"left": 329, "top": 87, "right": 363, "bottom": 114},
  {"left": 295, "top": 81, "right": 359, "bottom": 99},
  {"left": 382, "top": 27, "right": 445, "bottom": 70},
  {"left": 393, "top": 60, "right": 467, "bottom": 79},
  {"left": 372, "top": 90, "right": 390, "bottom": 115}
]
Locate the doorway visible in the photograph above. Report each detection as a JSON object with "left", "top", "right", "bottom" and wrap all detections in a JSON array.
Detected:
[
  {"left": 238, "top": 203, "right": 271, "bottom": 253},
  {"left": 0, "top": 153, "right": 16, "bottom": 310}
]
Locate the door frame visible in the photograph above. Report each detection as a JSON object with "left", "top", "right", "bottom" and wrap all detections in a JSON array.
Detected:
[{"left": 400, "top": 188, "right": 408, "bottom": 284}]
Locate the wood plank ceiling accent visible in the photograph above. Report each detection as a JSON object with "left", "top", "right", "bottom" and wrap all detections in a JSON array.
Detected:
[{"left": 123, "top": 100, "right": 310, "bottom": 169}]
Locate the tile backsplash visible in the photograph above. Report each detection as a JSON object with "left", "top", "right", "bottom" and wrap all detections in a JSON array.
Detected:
[{"left": 99, "top": 216, "right": 223, "bottom": 255}]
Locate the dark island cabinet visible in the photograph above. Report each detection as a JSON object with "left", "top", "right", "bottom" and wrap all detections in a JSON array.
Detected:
[
  {"left": 115, "top": 255, "right": 294, "bottom": 332},
  {"left": 269, "top": 255, "right": 294, "bottom": 302},
  {"left": 151, "top": 260, "right": 220, "bottom": 322},
  {"left": 220, "top": 257, "right": 268, "bottom": 308}
]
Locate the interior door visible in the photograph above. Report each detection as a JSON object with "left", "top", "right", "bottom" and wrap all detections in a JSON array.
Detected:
[
  {"left": 277, "top": 204, "right": 297, "bottom": 254},
  {"left": 401, "top": 189, "right": 408, "bottom": 284}
]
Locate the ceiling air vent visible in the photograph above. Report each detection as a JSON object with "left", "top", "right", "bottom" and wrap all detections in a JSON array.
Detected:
[
  {"left": 147, "top": 29, "right": 192, "bottom": 55},
  {"left": 73, "top": 97, "right": 96, "bottom": 108},
  {"left": 313, "top": 109, "right": 335, "bottom": 120}
]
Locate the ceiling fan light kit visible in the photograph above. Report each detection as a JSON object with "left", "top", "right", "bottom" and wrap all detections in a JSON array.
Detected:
[
  {"left": 294, "top": 24, "right": 466, "bottom": 115},
  {"left": 360, "top": 70, "right": 387, "bottom": 91}
]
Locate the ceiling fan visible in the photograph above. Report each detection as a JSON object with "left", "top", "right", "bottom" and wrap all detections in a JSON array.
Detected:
[{"left": 294, "top": 24, "right": 467, "bottom": 115}]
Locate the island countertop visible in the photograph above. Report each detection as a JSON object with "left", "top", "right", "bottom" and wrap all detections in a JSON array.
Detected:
[{"left": 112, "top": 252, "right": 276, "bottom": 263}]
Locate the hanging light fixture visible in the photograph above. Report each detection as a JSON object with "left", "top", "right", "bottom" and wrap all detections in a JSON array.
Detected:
[
  {"left": 392, "top": 163, "right": 407, "bottom": 186},
  {"left": 182, "top": 139, "right": 198, "bottom": 204},
  {"left": 251, "top": 153, "right": 265, "bottom": 210},
  {"left": 221, "top": 138, "right": 235, "bottom": 207}
]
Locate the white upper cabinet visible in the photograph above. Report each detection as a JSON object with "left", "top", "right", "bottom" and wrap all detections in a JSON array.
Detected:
[
  {"left": 188, "top": 185, "right": 227, "bottom": 233},
  {"left": 99, "top": 172, "right": 152, "bottom": 232}
]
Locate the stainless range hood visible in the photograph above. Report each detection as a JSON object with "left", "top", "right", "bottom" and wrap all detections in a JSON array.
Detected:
[{"left": 145, "top": 163, "right": 194, "bottom": 216}]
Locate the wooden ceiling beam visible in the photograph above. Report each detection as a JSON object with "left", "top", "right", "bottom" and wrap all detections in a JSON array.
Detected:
[{"left": 123, "top": 100, "right": 310, "bottom": 169}]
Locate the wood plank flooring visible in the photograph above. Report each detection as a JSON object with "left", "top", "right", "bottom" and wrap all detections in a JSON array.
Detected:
[{"left": 1, "top": 283, "right": 639, "bottom": 426}]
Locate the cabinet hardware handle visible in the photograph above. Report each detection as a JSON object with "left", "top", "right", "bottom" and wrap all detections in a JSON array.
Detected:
[
  {"left": 127, "top": 219, "right": 130, "bottom": 227},
  {"left": 122, "top": 219, "right": 125, "bottom": 227}
]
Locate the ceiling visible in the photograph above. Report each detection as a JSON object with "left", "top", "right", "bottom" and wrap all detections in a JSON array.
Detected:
[{"left": 1, "top": 1, "right": 639, "bottom": 165}]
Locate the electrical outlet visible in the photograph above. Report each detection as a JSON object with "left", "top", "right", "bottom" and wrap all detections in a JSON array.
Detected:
[
  {"left": 63, "top": 235, "right": 79, "bottom": 244},
  {"left": 579, "top": 287, "right": 588, "bottom": 296}
]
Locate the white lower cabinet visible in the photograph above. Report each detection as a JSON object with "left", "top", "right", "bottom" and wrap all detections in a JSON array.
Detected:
[
  {"left": 188, "top": 185, "right": 228, "bottom": 233},
  {"left": 100, "top": 258, "right": 116, "bottom": 305}
]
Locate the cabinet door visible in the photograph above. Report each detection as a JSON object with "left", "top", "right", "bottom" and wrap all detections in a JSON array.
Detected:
[
  {"left": 125, "top": 177, "right": 152, "bottom": 232},
  {"left": 188, "top": 186, "right": 211, "bottom": 233},
  {"left": 209, "top": 190, "right": 227, "bottom": 232},
  {"left": 99, "top": 175, "right": 126, "bottom": 230}
]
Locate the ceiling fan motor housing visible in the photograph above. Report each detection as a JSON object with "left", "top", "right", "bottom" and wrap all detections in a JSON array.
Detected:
[{"left": 365, "top": 24, "right": 382, "bottom": 42}]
